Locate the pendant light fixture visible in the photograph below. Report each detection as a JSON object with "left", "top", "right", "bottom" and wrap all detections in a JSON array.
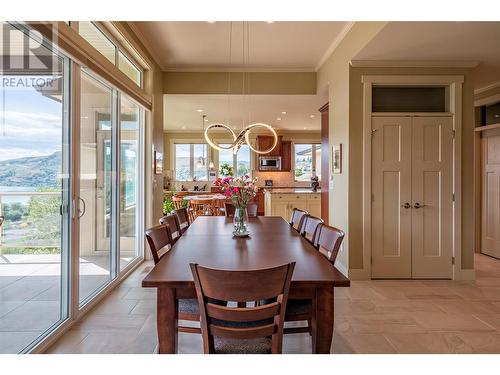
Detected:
[{"left": 204, "top": 22, "right": 278, "bottom": 155}]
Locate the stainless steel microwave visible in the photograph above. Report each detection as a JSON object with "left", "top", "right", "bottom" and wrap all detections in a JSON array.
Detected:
[{"left": 259, "top": 156, "right": 281, "bottom": 171}]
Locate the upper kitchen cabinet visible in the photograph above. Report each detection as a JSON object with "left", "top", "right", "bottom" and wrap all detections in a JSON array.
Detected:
[
  {"left": 281, "top": 141, "right": 292, "bottom": 171},
  {"left": 257, "top": 135, "right": 282, "bottom": 156}
]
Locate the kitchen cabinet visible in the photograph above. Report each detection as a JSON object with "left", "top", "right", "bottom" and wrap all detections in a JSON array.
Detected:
[
  {"left": 265, "top": 191, "right": 321, "bottom": 221},
  {"left": 257, "top": 135, "right": 282, "bottom": 156},
  {"left": 281, "top": 141, "right": 292, "bottom": 171}
]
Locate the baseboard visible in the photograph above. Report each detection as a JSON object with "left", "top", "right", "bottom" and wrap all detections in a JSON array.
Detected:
[
  {"left": 348, "top": 268, "right": 370, "bottom": 280},
  {"left": 454, "top": 268, "right": 475, "bottom": 280}
]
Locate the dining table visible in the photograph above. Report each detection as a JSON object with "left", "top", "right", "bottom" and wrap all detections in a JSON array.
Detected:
[{"left": 142, "top": 216, "right": 350, "bottom": 354}]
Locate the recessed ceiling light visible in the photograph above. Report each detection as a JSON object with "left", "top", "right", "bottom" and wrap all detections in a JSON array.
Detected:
[
  {"left": 303, "top": 127, "right": 307, "bottom": 130},
  {"left": 207, "top": 21, "right": 216, "bottom": 24},
  {"left": 495, "top": 114, "right": 499, "bottom": 118},
  {"left": 204, "top": 118, "right": 209, "bottom": 122},
  {"left": 233, "top": 127, "right": 237, "bottom": 130},
  {"left": 266, "top": 21, "right": 274, "bottom": 24},
  {"left": 277, "top": 117, "right": 282, "bottom": 121},
  {"left": 196, "top": 109, "right": 204, "bottom": 113},
  {"left": 281, "top": 111, "right": 287, "bottom": 115},
  {"left": 309, "top": 114, "right": 315, "bottom": 119},
  {"left": 181, "top": 126, "right": 186, "bottom": 129}
]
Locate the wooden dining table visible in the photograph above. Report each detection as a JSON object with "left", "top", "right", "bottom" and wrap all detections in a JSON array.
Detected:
[{"left": 142, "top": 216, "right": 350, "bottom": 354}]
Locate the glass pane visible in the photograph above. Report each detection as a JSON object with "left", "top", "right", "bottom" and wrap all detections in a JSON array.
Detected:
[
  {"left": 79, "top": 71, "right": 113, "bottom": 305},
  {"left": 119, "top": 95, "right": 141, "bottom": 270},
  {"left": 78, "top": 22, "right": 116, "bottom": 64},
  {"left": 236, "top": 145, "right": 251, "bottom": 177},
  {"left": 294, "top": 144, "right": 313, "bottom": 181},
  {"left": 315, "top": 144, "right": 322, "bottom": 180},
  {"left": 175, "top": 144, "right": 190, "bottom": 181},
  {"left": 218, "top": 144, "right": 234, "bottom": 176},
  {"left": 118, "top": 51, "right": 141, "bottom": 86},
  {"left": 193, "top": 144, "right": 208, "bottom": 181},
  {"left": 0, "top": 22, "right": 69, "bottom": 353}
]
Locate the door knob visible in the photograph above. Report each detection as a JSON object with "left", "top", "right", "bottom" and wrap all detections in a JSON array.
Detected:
[
  {"left": 413, "top": 202, "right": 426, "bottom": 209},
  {"left": 401, "top": 202, "right": 411, "bottom": 209}
]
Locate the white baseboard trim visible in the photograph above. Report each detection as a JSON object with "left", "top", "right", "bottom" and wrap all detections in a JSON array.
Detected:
[{"left": 454, "top": 268, "right": 476, "bottom": 281}]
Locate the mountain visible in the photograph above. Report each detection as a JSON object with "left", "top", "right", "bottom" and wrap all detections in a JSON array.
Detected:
[{"left": 0, "top": 151, "right": 62, "bottom": 188}]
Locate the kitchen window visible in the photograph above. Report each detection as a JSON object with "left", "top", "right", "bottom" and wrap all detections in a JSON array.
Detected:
[
  {"left": 175, "top": 143, "right": 208, "bottom": 181},
  {"left": 294, "top": 144, "right": 321, "bottom": 181},
  {"left": 218, "top": 144, "right": 251, "bottom": 177}
]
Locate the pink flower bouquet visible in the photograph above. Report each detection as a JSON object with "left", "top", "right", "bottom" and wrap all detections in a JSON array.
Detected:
[{"left": 213, "top": 175, "right": 258, "bottom": 208}]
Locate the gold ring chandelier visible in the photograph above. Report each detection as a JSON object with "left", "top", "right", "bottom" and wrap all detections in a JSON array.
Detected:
[{"left": 204, "top": 122, "right": 278, "bottom": 155}]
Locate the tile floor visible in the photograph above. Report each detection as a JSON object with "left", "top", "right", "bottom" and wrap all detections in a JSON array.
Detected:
[{"left": 47, "top": 253, "right": 500, "bottom": 354}]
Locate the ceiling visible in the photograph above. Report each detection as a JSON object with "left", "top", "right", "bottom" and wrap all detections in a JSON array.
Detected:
[
  {"left": 354, "top": 21, "right": 500, "bottom": 88},
  {"left": 164, "top": 94, "right": 326, "bottom": 132},
  {"left": 131, "top": 21, "right": 350, "bottom": 71}
]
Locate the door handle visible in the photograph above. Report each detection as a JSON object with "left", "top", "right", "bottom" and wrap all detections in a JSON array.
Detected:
[
  {"left": 78, "top": 197, "right": 86, "bottom": 218},
  {"left": 401, "top": 202, "right": 411, "bottom": 209},
  {"left": 413, "top": 202, "right": 426, "bottom": 209}
]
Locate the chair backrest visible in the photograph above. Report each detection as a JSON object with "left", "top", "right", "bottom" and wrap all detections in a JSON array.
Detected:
[
  {"left": 145, "top": 224, "right": 173, "bottom": 265},
  {"left": 159, "top": 214, "right": 182, "bottom": 243},
  {"left": 247, "top": 202, "right": 258, "bottom": 217},
  {"left": 190, "top": 199, "right": 214, "bottom": 217},
  {"left": 313, "top": 224, "right": 345, "bottom": 264},
  {"left": 172, "top": 195, "right": 183, "bottom": 209},
  {"left": 173, "top": 208, "right": 190, "bottom": 231},
  {"left": 299, "top": 215, "right": 323, "bottom": 244},
  {"left": 224, "top": 202, "right": 235, "bottom": 217},
  {"left": 289, "top": 208, "right": 308, "bottom": 230},
  {"left": 190, "top": 262, "right": 295, "bottom": 354}
]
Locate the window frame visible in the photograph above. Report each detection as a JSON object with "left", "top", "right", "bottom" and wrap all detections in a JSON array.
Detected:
[
  {"left": 294, "top": 143, "right": 321, "bottom": 182},
  {"left": 217, "top": 144, "right": 252, "bottom": 177},
  {"left": 174, "top": 143, "right": 209, "bottom": 181}
]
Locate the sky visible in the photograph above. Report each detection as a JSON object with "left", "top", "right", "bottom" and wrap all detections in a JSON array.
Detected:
[{"left": 0, "top": 75, "right": 63, "bottom": 162}]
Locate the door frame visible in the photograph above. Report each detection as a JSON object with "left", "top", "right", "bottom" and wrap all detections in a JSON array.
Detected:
[{"left": 359, "top": 75, "right": 467, "bottom": 280}]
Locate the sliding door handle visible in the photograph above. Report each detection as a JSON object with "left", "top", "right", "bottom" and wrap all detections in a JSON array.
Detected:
[
  {"left": 78, "top": 197, "right": 86, "bottom": 218},
  {"left": 413, "top": 202, "right": 426, "bottom": 209},
  {"left": 401, "top": 202, "right": 411, "bottom": 209}
]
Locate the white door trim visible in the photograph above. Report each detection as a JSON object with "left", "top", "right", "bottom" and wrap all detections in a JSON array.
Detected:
[{"left": 359, "top": 75, "right": 467, "bottom": 280}]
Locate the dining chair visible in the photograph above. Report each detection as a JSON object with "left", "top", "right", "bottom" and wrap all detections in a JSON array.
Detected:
[
  {"left": 224, "top": 201, "right": 235, "bottom": 217},
  {"left": 190, "top": 262, "right": 295, "bottom": 354},
  {"left": 299, "top": 215, "right": 323, "bottom": 244},
  {"left": 159, "top": 214, "right": 182, "bottom": 245},
  {"left": 213, "top": 198, "right": 226, "bottom": 216},
  {"left": 247, "top": 202, "right": 258, "bottom": 217},
  {"left": 289, "top": 208, "right": 308, "bottom": 231},
  {"left": 173, "top": 207, "right": 190, "bottom": 234},
  {"left": 284, "top": 224, "right": 345, "bottom": 335},
  {"left": 172, "top": 195, "right": 184, "bottom": 210},
  {"left": 189, "top": 199, "right": 214, "bottom": 221},
  {"left": 145, "top": 224, "right": 201, "bottom": 334}
]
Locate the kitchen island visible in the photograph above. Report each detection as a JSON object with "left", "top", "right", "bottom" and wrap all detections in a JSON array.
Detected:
[{"left": 264, "top": 188, "right": 321, "bottom": 220}]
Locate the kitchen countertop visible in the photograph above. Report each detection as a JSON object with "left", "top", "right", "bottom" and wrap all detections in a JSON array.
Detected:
[{"left": 264, "top": 188, "right": 320, "bottom": 194}]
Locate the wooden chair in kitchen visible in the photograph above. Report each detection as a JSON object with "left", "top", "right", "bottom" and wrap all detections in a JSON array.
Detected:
[
  {"left": 224, "top": 201, "right": 235, "bottom": 217},
  {"left": 190, "top": 261, "right": 295, "bottom": 354},
  {"left": 189, "top": 199, "right": 215, "bottom": 221},
  {"left": 299, "top": 215, "right": 323, "bottom": 244},
  {"left": 145, "top": 224, "right": 201, "bottom": 334},
  {"left": 172, "top": 195, "right": 184, "bottom": 210},
  {"left": 159, "top": 214, "right": 182, "bottom": 245},
  {"left": 284, "top": 224, "right": 345, "bottom": 335},
  {"left": 173, "top": 207, "right": 190, "bottom": 234},
  {"left": 289, "top": 208, "right": 309, "bottom": 232}
]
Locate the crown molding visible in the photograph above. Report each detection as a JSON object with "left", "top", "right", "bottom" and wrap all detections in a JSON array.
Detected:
[
  {"left": 315, "top": 21, "right": 355, "bottom": 71},
  {"left": 350, "top": 60, "right": 480, "bottom": 68},
  {"left": 474, "top": 81, "right": 500, "bottom": 95},
  {"left": 163, "top": 67, "right": 316, "bottom": 73}
]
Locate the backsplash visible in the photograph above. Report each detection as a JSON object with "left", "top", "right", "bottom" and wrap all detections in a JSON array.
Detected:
[{"left": 252, "top": 170, "right": 310, "bottom": 188}]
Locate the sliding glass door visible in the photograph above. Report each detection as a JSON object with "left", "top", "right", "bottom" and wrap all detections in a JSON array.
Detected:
[{"left": 0, "top": 22, "right": 71, "bottom": 353}]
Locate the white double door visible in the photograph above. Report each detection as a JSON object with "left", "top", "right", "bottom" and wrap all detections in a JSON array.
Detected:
[{"left": 371, "top": 116, "right": 454, "bottom": 279}]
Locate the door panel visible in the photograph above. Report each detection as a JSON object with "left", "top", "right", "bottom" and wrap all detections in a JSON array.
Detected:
[
  {"left": 411, "top": 117, "right": 453, "bottom": 278},
  {"left": 482, "top": 136, "right": 500, "bottom": 258},
  {"left": 371, "top": 117, "right": 412, "bottom": 278}
]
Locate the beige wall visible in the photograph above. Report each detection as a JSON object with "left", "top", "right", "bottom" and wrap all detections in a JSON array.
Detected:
[
  {"left": 348, "top": 66, "right": 475, "bottom": 271},
  {"left": 164, "top": 72, "right": 316, "bottom": 95},
  {"left": 316, "top": 22, "right": 388, "bottom": 274}
]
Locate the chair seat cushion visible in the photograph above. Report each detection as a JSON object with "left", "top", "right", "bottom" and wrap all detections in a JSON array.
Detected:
[
  {"left": 214, "top": 337, "right": 272, "bottom": 354},
  {"left": 286, "top": 299, "right": 312, "bottom": 316},
  {"left": 179, "top": 298, "right": 199, "bottom": 315}
]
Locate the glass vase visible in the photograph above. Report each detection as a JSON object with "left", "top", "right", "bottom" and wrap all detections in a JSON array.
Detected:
[{"left": 233, "top": 206, "right": 249, "bottom": 236}]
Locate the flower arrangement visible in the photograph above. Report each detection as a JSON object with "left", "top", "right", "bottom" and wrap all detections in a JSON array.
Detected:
[
  {"left": 214, "top": 175, "right": 258, "bottom": 208},
  {"left": 219, "top": 162, "right": 234, "bottom": 177}
]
